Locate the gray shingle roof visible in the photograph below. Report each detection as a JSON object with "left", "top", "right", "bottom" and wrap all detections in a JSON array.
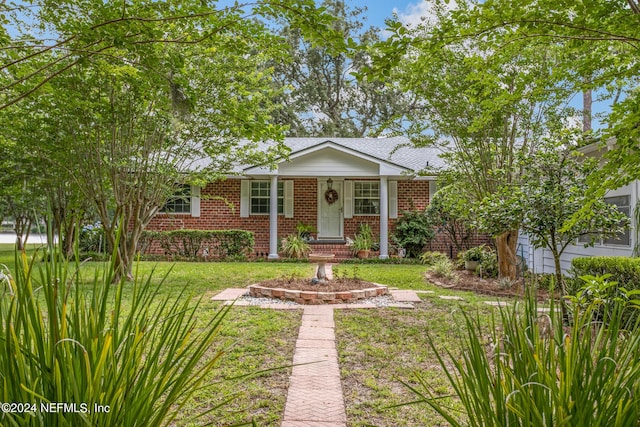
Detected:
[{"left": 251, "top": 136, "right": 445, "bottom": 174}]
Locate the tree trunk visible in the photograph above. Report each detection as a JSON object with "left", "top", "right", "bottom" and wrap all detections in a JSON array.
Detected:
[
  {"left": 495, "top": 229, "right": 518, "bottom": 280},
  {"left": 582, "top": 88, "right": 592, "bottom": 132}
]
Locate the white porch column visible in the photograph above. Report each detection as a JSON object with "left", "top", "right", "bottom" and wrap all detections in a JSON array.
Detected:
[
  {"left": 379, "top": 176, "right": 389, "bottom": 259},
  {"left": 268, "top": 175, "right": 279, "bottom": 259}
]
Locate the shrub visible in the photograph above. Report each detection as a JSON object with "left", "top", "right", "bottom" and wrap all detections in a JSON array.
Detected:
[
  {"left": 401, "top": 283, "right": 640, "bottom": 425},
  {"left": 571, "top": 256, "right": 640, "bottom": 289},
  {"left": 140, "top": 229, "right": 254, "bottom": 260},
  {"left": 419, "top": 251, "right": 449, "bottom": 266},
  {"left": 428, "top": 258, "right": 456, "bottom": 279},
  {"left": 570, "top": 256, "right": 640, "bottom": 324},
  {"left": 79, "top": 222, "right": 105, "bottom": 254},
  {"left": 392, "top": 208, "right": 435, "bottom": 258},
  {"left": 281, "top": 233, "right": 311, "bottom": 259},
  {"left": 0, "top": 246, "right": 231, "bottom": 426},
  {"left": 478, "top": 249, "right": 498, "bottom": 278}
]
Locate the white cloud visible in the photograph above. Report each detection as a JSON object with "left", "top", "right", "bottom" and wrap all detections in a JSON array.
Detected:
[{"left": 394, "top": 1, "right": 460, "bottom": 28}]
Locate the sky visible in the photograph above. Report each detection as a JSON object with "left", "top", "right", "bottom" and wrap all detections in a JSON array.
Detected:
[{"left": 340, "top": 0, "right": 426, "bottom": 29}]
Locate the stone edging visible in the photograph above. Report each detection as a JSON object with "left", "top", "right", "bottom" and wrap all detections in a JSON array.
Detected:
[{"left": 247, "top": 283, "right": 389, "bottom": 305}]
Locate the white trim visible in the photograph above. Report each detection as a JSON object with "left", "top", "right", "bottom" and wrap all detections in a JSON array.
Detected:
[
  {"left": 243, "top": 141, "right": 411, "bottom": 176},
  {"left": 429, "top": 181, "right": 437, "bottom": 203},
  {"left": 389, "top": 181, "right": 398, "bottom": 219},
  {"left": 379, "top": 176, "right": 389, "bottom": 259},
  {"left": 240, "top": 180, "right": 250, "bottom": 218},
  {"left": 343, "top": 180, "right": 353, "bottom": 219},
  {"left": 268, "top": 175, "right": 279, "bottom": 259},
  {"left": 191, "top": 185, "right": 201, "bottom": 217},
  {"left": 284, "top": 180, "right": 294, "bottom": 218}
]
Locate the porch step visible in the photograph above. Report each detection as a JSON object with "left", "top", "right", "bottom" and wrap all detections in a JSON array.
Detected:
[{"left": 308, "top": 243, "right": 352, "bottom": 261}]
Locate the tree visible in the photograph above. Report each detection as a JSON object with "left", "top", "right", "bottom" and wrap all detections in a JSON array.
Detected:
[
  {"left": 271, "top": 0, "right": 410, "bottom": 137},
  {"left": 415, "top": 0, "right": 639, "bottom": 216},
  {"left": 370, "top": 3, "right": 574, "bottom": 278},
  {"left": 426, "top": 189, "right": 475, "bottom": 253},
  {"left": 1, "top": 0, "right": 341, "bottom": 280},
  {"left": 488, "top": 134, "right": 628, "bottom": 316}
]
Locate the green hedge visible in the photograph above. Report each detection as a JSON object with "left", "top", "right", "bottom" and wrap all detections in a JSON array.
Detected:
[
  {"left": 570, "top": 256, "right": 640, "bottom": 326},
  {"left": 571, "top": 256, "right": 640, "bottom": 291},
  {"left": 140, "top": 229, "right": 254, "bottom": 260}
]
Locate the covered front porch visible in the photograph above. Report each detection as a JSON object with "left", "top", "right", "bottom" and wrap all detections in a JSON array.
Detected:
[{"left": 239, "top": 139, "right": 434, "bottom": 260}]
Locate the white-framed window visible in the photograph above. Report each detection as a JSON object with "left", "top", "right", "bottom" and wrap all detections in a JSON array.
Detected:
[
  {"left": 578, "top": 194, "right": 631, "bottom": 246},
  {"left": 603, "top": 195, "right": 631, "bottom": 246},
  {"left": 354, "top": 181, "right": 380, "bottom": 215},
  {"left": 250, "top": 181, "right": 284, "bottom": 215},
  {"left": 161, "top": 184, "right": 191, "bottom": 214}
]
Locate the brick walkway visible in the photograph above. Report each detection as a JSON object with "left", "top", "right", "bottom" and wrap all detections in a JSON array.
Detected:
[
  {"left": 281, "top": 305, "right": 347, "bottom": 427},
  {"left": 210, "top": 264, "right": 424, "bottom": 426}
]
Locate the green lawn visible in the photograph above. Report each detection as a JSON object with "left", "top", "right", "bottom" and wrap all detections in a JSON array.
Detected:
[{"left": 0, "top": 244, "right": 504, "bottom": 426}]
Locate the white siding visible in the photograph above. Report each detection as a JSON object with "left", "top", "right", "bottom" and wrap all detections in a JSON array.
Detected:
[
  {"left": 278, "top": 149, "right": 378, "bottom": 176},
  {"left": 519, "top": 181, "right": 637, "bottom": 275}
]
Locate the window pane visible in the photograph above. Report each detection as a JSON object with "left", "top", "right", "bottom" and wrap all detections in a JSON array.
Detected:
[
  {"left": 250, "top": 181, "right": 285, "bottom": 214},
  {"left": 603, "top": 195, "right": 631, "bottom": 246},
  {"left": 162, "top": 184, "right": 191, "bottom": 213},
  {"left": 354, "top": 182, "right": 380, "bottom": 215}
]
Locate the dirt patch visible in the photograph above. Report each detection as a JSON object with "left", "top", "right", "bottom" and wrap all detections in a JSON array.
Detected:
[
  {"left": 254, "top": 277, "right": 376, "bottom": 292},
  {"left": 426, "top": 270, "right": 554, "bottom": 300}
]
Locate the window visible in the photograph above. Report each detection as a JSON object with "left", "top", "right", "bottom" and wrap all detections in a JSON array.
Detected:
[
  {"left": 162, "top": 184, "right": 191, "bottom": 214},
  {"left": 354, "top": 182, "right": 380, "bottom": 215},
  {"left": 603, "top": 195, "right": 631, "bottom": 246},
  {"left": 250, "top": 181, "right": 284, "bottom": 215},
  {"left": 578, "top": 195, "right": 630, "bottom": 246}
]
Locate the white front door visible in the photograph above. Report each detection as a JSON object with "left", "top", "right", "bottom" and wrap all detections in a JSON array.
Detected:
[{"left": 318, "top": 180, "right": 343, "bottom": 239}]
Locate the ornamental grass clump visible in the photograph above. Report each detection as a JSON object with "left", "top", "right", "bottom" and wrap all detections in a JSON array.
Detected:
[
  {"left": 0, "top": 243, "right": 231, "bottom": 427},
  {"left": 400, "top": 276, "right": 640, "bottom": 426}
]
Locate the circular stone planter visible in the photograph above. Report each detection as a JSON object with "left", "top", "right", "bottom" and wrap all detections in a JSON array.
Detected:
[{"left": 247, "top": 283, "right": 389, "bottom": 305}]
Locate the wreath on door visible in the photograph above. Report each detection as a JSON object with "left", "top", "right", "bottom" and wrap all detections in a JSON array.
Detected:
[{"left": 324, "top": 188, "right": 339, "bottom": 205}]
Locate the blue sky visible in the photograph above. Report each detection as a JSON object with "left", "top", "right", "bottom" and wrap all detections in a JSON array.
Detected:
[{"left": 342, "top": 0, "right": 424, "bottom": 29}]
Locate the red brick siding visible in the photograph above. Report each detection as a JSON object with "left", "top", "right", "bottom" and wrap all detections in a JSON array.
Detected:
[{"left": 145, "top": 177, "right": 489, "bottom": 258}]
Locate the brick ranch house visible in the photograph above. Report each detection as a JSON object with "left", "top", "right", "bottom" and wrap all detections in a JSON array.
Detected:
[{"left": 146, "top": 137, "right": 450, "bottom": 259}]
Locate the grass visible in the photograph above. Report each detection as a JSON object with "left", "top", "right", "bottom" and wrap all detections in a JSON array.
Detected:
[
  {"left": 0, "top": 244, "right": 508, "bottom": 426},
  {"left": 335, "top": 298, "right": 496, "bottom": 426}
]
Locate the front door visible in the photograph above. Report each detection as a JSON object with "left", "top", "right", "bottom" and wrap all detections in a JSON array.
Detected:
[{"left": 318, "top": 180, "right": 343, "bottom": 239}]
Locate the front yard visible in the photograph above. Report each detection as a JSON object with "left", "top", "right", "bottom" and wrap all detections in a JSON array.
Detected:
[{"left": 0, "top": 245, "right": 500, "bottom": 426}]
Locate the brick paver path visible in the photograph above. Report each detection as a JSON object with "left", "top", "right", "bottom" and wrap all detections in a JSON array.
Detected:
[
  {"left": 209, "top": 264, "right": 422, "bottom": 426},
  {"left": 281, "top": 304, "right": 347, "bottom": 427}
]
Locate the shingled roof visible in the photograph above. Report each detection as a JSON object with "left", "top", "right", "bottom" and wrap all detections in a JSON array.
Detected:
[{"left": 242, "top": 136, "right": 444, "bottom": 174}]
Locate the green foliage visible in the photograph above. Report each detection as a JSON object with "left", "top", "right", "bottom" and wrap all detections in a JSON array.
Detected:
[
  {"left": 0, "top": 247, "right": 232, "bottom": 426},
  {"left": 570, "top": 257, "right": 640, "bottom": 324},
  {"left": 426, "top": 190, "right": 475, "bottom": 252},
  {"left": 428, "top": 258, "right": 456, "bottom": 279},
  {"left": 571, "top": 257, "right": 640, "bottom": 289},
  {"left": 461, "top": 245, "right": 499, "bottom": 278},
  {"left": 78, "top": 222, "right": 104, "bottom": 254},
  {"left": 351, "top": 223, "right": 374, "bottom": 252},
  {"left": 280, "top": 233, "right": 311, "bottom": 259},
  {"left": 419, "top": 251, "right": 449, "bottom": 266},
  {"left": 461, "top": 245, "right": 485, "bottom": 262},
  {"left": 142, "top": 229, "right": 254, "bottom": 260},
  {"left": 392, "top": 209, "right": 435, "bottom": 258},
  {"left": 272, "top": 0, "right": 410, "bottom": 137},
  {"left": 402, "top": 285, "right": 640, "bottom": 426}
]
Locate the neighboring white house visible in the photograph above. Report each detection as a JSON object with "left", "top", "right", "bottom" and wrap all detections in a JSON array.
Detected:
[{"left": 518, "top": 140, "right": 637, "bottom": 275}]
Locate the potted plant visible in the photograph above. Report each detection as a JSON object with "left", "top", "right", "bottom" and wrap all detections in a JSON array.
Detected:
[
  {"left": 462, "top": 245, "right": 485, "bottom": 271},
  {"left": 295, "top": 221, "right": 316, "bottom": 241},
  {"left": 351, "top": 223, "right": 374, "bottom": 258}
]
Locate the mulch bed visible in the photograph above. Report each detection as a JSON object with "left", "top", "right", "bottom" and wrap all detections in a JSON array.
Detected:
[
  {"left": 254, "top": 277, "right": 377, "bottom": 292},
  {"left": 426, "top": 270, "right": 556, "bottom": 300}
]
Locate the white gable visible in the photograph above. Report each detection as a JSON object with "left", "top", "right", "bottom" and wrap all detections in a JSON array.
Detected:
[{"left": 244, "top": 144, "right": 410, "bottom": 177}]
